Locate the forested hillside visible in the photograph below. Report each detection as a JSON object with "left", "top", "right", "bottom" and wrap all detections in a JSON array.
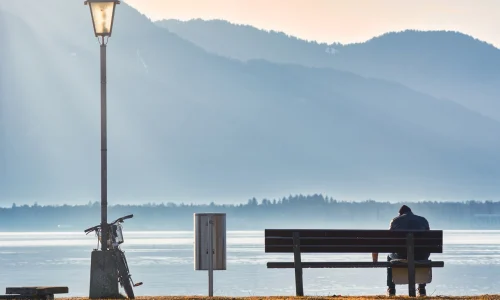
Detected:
[{"left": 1, "top": 195, "right": 498, "bottom": 231}]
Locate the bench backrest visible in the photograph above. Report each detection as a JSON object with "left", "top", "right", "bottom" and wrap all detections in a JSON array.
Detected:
[{"left": 265, "top": 229, "right": 443, "bottom": 253}]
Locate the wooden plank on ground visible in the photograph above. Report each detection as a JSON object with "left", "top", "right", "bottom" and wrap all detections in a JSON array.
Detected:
[{"left": 6, "top": 287, "right": 68, "bottom": 296}]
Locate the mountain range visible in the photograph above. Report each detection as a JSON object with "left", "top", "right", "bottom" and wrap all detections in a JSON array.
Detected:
[
  {"left": 158, "top": 19, "right": 500, "bottom": 122},
  {"left": 1, "top": 1, "right": 500, "bottom": 205}
]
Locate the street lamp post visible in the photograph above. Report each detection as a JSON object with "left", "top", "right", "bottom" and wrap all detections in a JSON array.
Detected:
[
  {"left": 84, "top": 0, "right": 120, "bottom": 252},
  {"left": 84, "top": 1, "right": 120, "bottom": 298}
]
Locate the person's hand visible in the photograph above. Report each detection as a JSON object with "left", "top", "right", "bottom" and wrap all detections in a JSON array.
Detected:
[{"left": 372, "top": 252, "right": 379, "bottom": 262}]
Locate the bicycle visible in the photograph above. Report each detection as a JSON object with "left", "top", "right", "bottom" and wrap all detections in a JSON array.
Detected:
[{"left": 84, "top": 214, "right": 143, "bottom": 299}]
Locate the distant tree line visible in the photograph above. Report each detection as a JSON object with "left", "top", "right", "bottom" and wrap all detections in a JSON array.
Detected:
[{"left": 1, "top": 194, "right": 500, "bottom": 231}]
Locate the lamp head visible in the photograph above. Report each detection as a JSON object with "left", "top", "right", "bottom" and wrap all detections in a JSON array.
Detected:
[{"left": 84, "top": 0, "right": 120, "bottom": 37}]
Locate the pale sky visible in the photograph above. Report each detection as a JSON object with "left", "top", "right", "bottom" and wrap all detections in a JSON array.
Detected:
[{"left": 124, "top": 0, "right": 500, "bottom": 47}]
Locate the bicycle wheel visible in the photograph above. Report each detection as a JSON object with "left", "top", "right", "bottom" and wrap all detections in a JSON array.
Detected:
[{"left": 115, "top": 250, "right": 135, "bottom": 299}]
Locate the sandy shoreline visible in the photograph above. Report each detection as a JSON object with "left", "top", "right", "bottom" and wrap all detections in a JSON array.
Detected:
[{"left": 59, "top": 295, "right": 500, "bottom": 300}]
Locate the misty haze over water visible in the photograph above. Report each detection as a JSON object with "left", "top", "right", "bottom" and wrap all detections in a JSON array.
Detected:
[{"left": 2, "top": 0, "right": 500, "bottom": 205}]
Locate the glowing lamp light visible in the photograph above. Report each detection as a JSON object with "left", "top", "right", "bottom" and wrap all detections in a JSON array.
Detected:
[{"left": 84, "top": 0, "right": 120, "bottom": 37}]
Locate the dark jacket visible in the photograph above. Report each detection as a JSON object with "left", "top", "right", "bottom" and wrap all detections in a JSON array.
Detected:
[
  {"left": 389, "top": 211, "right": 430, "bottom": 258},
  {"left": 389, "top": 211, "right": 430, "bottom": 231}
]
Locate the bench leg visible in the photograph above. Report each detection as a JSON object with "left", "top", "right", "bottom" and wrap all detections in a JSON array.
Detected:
[
  {"left": 293, "top": 232, "right": 304, "bottom": 296},
  {"left": 407, "top": 233, "right": 416, "bottom": 297}
]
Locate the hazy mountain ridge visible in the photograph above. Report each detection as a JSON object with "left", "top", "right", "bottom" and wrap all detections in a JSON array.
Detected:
[
  {"left": 2, "top": 1, "right": 500, "bottom": 205},
  {"left": 157, "top": 19, "right": 500, "bottom": 121}
]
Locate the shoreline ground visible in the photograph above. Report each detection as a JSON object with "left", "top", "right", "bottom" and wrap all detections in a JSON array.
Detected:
[{"left": 60, "top": 296, "right": 500, "bottom": 300}]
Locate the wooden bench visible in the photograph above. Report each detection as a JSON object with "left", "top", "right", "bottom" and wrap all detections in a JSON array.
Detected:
[
  {"left": 0, "top": 287, "right": 69, "bottom": 300},
  {"left": 265, "top": 229, "right": 444, "bottom": 297}
]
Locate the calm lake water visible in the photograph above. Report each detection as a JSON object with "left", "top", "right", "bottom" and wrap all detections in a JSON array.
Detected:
[{"left": 0, "top": 230, "right": 499, "bottom": 297}]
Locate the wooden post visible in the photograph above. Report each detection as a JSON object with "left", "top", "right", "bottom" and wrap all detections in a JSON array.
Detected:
[
  {"left": 293, "top": 232, "right": 304, "bottom": 296},
  {"left": 406, "top": 232, "right": 416, "bottom": 297}
]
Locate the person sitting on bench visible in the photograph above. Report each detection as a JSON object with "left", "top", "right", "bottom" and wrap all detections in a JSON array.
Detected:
[{"left": 378, "top": 205, "right": 431, "bottom": 297}]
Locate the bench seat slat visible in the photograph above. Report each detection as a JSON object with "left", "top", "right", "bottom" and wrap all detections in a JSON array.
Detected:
[
  {"left": 265, "top": 229, "right": 443, "bottom": 239},
  {"left": 265, "top": 236, "right": 441, "bottom": 241},
  {"left": 265, "top": 245, "right": 442, "bottom": 253},
  {"left": 267, "top": 261, "right": 445, "bottom": 268},
  {"left": 266, "top": 237, "right": 442, "bottom": 246}
]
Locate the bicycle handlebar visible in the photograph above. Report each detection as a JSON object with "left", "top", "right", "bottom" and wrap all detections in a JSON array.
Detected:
[
  {"left": 110, "top": 214, "right": 133, "bottom": 225},
  {"left": 83, "top": 214, "right": 134, "bottom": 234},
  {"left": 84, "top": 225, "right": 100, "bottom": 234}
]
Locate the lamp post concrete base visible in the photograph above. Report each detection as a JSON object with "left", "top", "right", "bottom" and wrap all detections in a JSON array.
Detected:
[{"left": 89, "top": 250, "right": 121, "bottom": 299}]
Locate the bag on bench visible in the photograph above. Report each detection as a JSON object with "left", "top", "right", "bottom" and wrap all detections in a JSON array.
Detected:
[{"left": 391, "top": 259, "right": 433, "bottom": 284}]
